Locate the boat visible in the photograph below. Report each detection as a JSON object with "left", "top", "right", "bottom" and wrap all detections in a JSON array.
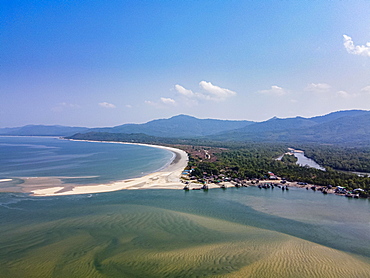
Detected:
[{"left": 201, "top": 184, "right": 209, "bottom": 190}]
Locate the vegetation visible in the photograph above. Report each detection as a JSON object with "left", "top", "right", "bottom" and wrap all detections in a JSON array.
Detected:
[
  {"left": 300, "top": 145, "right": 370, "bottom": 173},
  {"left": 280, "top": 154, "right": 298, "bottom": 164},
  {"left": 67, "top": 132, "right": 370, "bottom": 196},
  {"left": 189, "top": 148, "right": 370, "bottom": 196}
]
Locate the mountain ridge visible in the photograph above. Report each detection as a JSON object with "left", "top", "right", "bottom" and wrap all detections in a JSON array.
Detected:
[
  {"left": 211, "top": 110, "right": 370, "bottom": 145},
  {"left": 1, "top": 110, "right": 370, "bottom": 145}
]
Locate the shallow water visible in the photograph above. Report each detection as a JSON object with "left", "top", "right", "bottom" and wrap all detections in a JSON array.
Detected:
[
  {"left": 0, "top": 136, "right": 173, "bottom": 186},
  {"left": 0, "top": 187, "right": 369, "bottom": 277}
]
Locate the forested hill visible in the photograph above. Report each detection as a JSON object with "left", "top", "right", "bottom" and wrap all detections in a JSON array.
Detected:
[
  {"left": 88, "top": 115, "right": 253, "bottom": 138},
  {"left": 211, "top": 110, "right": 370, "bottom": 146},
  {"left": 2, "top": 110, "right": 370, "bottom": 145},
  {"left": 0, "top": 115, "right": 252, "bottom": 137}
]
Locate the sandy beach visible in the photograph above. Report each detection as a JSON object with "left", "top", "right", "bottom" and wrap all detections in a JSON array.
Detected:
[{"left": 22, "top": 142, "right": 189, "bottom": 196}]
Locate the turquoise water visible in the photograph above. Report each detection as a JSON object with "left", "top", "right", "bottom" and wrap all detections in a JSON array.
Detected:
[{"left": 0, "top": 136, "right": 173, "bottom": 185}]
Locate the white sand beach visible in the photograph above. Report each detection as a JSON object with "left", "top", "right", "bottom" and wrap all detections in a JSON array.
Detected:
[{"left": 30, "top": 143, "right": 189, "bottom": 196}]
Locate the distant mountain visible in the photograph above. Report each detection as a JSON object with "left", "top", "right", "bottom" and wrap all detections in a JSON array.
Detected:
[
  {"left": 212, "top": 110, "right": 370, "bottom": 145},
  {"left": 0, "top": 115, "right": 252, "bottom": 138},
  {"left": 227, "top": 116, "right": 317, "bottom": 133},
  {"left": 88, "top": 114, "right": 253, "bottom": 138},
  {"left": 3, "top": 110, "right": 370, "bottom": 146},
  {"left": 0, "top": 125, "right": 89, "bottom": 136},
  {"left": 309, "top": 109, "right": 370, "bottom": 124}
]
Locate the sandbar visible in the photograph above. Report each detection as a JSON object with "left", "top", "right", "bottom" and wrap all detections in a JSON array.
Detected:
[
  {"left": 30, "top": 142, "right": 189, "bottom": 196},
  {"left": 0, "top": 179, "right": 13, "bottom": 183}
]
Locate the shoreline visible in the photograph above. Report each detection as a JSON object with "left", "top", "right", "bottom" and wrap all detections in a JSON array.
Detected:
[
  {"left": 24, "top": 140, "right": 188, "bottom": 196},
  {"left": 2, "top": 138, "right": 366, "bottom": 198}
]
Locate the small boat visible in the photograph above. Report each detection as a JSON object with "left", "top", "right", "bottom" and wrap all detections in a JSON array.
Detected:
[{"left": 183, "top": 185, "right": 189, "bottom": 191}]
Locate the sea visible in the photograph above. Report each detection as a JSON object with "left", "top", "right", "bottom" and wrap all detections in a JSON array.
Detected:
[
  {"left": 0, "top": 136, "right": 369, "bottom": 277},
  {"left": 0, "top": 136, "right": 174, "bottom": 187}
]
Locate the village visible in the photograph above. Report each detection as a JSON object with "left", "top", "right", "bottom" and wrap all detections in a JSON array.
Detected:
[{"left": 180, "top": 169, "right": 365, "bottom": 198}]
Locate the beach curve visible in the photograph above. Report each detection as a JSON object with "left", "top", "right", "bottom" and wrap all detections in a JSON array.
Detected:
[{"left": 30, "top": 141, "right": 188, "bottom": 196}]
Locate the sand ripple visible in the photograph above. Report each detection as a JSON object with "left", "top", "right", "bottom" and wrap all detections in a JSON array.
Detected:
[{"left": 1, "top": 204, "right": 369, "bottom": 277}]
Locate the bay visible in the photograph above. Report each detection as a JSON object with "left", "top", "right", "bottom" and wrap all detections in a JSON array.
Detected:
[{"left": 0, "top": 136, "right": 174, "bottom": 186}]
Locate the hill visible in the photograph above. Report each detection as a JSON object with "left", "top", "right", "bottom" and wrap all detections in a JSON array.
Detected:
[
  {"left": 2, "top": 110, "right": 370, "bottom": 146},
  {"left": 0, "top": 125, "right": 89, "bottom": 136},
  {"left": 0, "top": 115, "right": 252, "bottom": 138},
  {"left": 212, "top": 110, "right": 370, "bottom": 145},
  {"left": 88, "top": 115, "right": 253, "bottom": 138}
]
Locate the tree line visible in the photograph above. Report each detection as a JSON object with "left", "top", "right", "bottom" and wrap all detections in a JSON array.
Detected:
[{"left": 67, "top": 132, "right": 370, "bottom": 194}]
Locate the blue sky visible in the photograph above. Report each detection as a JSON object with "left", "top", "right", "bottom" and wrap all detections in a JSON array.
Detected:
[{"left": 1, "top": 0, "right": 370, "bottom": 127}]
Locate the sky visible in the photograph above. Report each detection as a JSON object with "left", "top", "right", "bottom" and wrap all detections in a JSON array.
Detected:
[{"left": 1, "top": 0, "right": 370, "bottom": 128}]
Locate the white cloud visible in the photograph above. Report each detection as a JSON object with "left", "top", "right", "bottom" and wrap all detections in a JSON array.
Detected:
[
  {"left": 145, "top": 97, "right": 176, "bottom": 107},
  {"left": 361, "top": 86, "right": 370, "bottom": 93},
  {"left": 343, "top": 34, "right": 370, "bottom": 57},
  {"left": 174, "top": 81, "right": 236, "bottom": 103},
  {"left": 305, "top": 83, "right": 331, "bottom": 92},
  {"left": 99, "top": 102, "right": 116, "bottom": 109},
  {"left": 337, "top": 90, "right": 351, "bottom": 98},
  {"left": 258, "top": 85, "right": 287, "bottom": 96},
  {"left": 199, "top": 81, "right": 237, "bottom": 101},
  {"left": 175, "top": 85, "right": 195, "bottom": 97},
  {"left": 160, "top": 97, "right": 176, "bottom": 105},
  {"left": 125, "top": 104, "right": 132, "bottom": 108}
]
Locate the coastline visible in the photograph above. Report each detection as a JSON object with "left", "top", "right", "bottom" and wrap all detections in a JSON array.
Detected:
[
  {"left": 2, "top": 138, "right": 365, "bottom": 198},
  {"left": 27, "top": 140, "right": 188, "bottom": 196}
]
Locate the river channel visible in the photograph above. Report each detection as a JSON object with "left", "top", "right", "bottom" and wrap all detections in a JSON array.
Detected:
[
  {"left": 293, "top": 152, "right": 326, "bottom": 171},
  {"left": 277, "top": 150, "right": 326, "bottom": 171}
]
